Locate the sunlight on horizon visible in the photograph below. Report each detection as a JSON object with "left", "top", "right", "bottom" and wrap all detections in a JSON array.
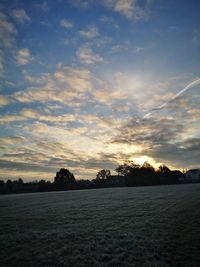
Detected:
[{"left": 0, "top": 0, "right": 199, "bottom": 181}]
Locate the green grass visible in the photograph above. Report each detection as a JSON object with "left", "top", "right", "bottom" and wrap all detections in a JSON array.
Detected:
[{"left": 0, "top": 184, "right": 200, "bottom": 267}]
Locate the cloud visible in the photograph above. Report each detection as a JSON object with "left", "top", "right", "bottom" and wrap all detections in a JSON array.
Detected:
[
  {"left": 0, "top": 50, "right": 5, "bottom": 73},
  {"left": 2, "top": 64, "right": 199, "bottom": 177},
  {"left": 187, "top": 108, "right": 200, "bottom": 120},
  {"left": 145, "top": 138, "right": 200, "bottom": 169},
  {"left": 0, "top": 11, "right": 16, "bottom": 49},
  {"left": 0, "top": 117, "right": 115, "bottom": 176},
  {"left": 11, "top": 8, "right": 31, "bottom": 23},
  {"left": 16, "top": 68, "right": 142, "bottom": 111},
  {"left": 19, "top": 109, "right": 78, "bottom": 124},
  {"left": 0, "top": 95, "right": 12, "bottom": 107},
  {"left": 113, "top": 115, "right": 184, "bottom": 146},
  {"left": 0, "top": 159, "right": 57, "bottom": 176},
  {"left": 0, "top": 131, "right": 119, "bottom": 180},
  {"left": 133, "top": 46, "right": 145, "bottom": 53},
  {"left": 143, "top": 78, "right": 200, "bottom": 118},
  {"left": 92, "top": 72, "right": 144, "bottom": 106},
  {"left": 0, "top": 136, "right": 26, "bottom": 145},
  {"left": 0, "top": 107, "right": 117, "bottom": 137},
  {"left": 0, "top": 59, "right": 3, "bottom": 72},
  {"left": 105, "top": 0, "right": 150, "bottom": 20},
  {"left": 112, "top": 110, "right": 200, "bottom": 169},
  {"left": 79, "top": 25, "right": 99, "bottom": 39},
  {"left": 20, "top": 108, "right": 39, "bottom": 119},
  {"left": 111, "top": 0, "right": 134, "bottom": 18},
  {"left": 60, "top": 19, "right": 73, "bottom": 29},
  {"left": 76, "top": 46, "right": 104, "bottom": 64},
  {"left": 14, "top": 66, "right": 92, "bottom": 105},
  {"left": 93, "top": 86, "right": 124, "bottom": 104},
  {"left": 0, "top": 115, "right": 24, "bottom": 124},
  {"left": 0, "top": 114, "right": 24, "bottom": 124},
  {"left": 15, "top": 48, "right": 33, "bottom": 66},
  {"left": 54, "top": 66, "right": 92, "bottom": 91},
  {"left": 0, "top": 12, "right": 16, "bottom": 74}
]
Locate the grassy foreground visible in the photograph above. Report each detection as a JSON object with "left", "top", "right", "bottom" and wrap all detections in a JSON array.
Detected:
[{"left": 0, "top": 184, "right": 200, "bottom": 267}]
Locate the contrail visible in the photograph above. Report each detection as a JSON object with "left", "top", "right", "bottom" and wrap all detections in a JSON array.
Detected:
[{"left": 143, "top": 78, "right": 200, "bottom": 119}]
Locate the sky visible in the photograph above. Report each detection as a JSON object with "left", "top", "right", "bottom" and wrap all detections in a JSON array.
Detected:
[{"left": 0, "top": 0, "right": 200, "bottom": 181}]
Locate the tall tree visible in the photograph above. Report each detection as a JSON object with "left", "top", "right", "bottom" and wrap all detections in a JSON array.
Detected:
[{"left": 96, "top": 169, "right": 111, "bottom": 180}]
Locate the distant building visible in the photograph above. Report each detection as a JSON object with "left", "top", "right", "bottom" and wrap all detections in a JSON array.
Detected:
[{"left": 185, "top": 169, "right": 200, "bottom": 181}]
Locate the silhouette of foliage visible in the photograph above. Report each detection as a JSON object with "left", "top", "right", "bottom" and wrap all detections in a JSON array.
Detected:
[
  {"left": 54, "top": 168, "right": 76, "bottom": 190},
  {"left": 96, "top": 169, "right": 111, "bottom": 180},
  {"left": 1, "top": 162, "right": 199, "bottom": 195}
]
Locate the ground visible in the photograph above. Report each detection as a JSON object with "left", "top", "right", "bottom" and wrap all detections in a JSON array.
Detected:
[{"left": 0, "top": 184, "right": 200, "bottom": 267}]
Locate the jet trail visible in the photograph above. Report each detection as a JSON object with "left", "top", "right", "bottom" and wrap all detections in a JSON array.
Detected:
[{"left": 143, "top": 78, "right": 200, "bottom": 119}]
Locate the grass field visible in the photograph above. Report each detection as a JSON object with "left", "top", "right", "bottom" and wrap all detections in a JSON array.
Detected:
[{"left": 0, "top": 184, "right": 200, "bottom": 267}]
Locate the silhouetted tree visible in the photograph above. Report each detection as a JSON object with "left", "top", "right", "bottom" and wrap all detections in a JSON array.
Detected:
[
  {"left": 6, "top": 179, "right": 13, "bottom": 193},
  {"left": 0, "top": 161, "right": 188, "bottom": 195},
  {"left": 38, "top": 180, "right": 52, "bottom": 191},
  {"left": 54, "top": 168, "right": 76, "bottom": 190},
  {"left": 96, "top": 169, "right": 111, "bottom": 180},
  {"left": 158, "top": 164, "right": 170, "bottom": 174},
  {"left": 142, "top": 161, "right": 154, "bottom": 171},
  {"left": 116, "top": 162, "right": 140, "bottom": 176},
  {"left": 0, "top": 180, "right": 5, "bottom": 194}
]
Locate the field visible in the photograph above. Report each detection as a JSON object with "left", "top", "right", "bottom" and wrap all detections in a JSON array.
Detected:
[{"left": 0, "top": 184, "right": 200, "bottom": 267}]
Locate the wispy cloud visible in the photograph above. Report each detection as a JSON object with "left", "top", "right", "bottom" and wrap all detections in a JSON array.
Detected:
[
  {"left": 0, "top": 114, "right": 24, "bottom": 124},
  {"left": 11, "top": 8, "right": 31, "bottom": 23},
  {"left": 14, "top": 65, "right": 92, "bottom": 105},
  {"left": 0, "top": 11, "right": 16, "bottom": 50},
  {"left": 15, "top": 48, "right": 33, "bottom": 66},
  {"left": 0, "top": 95, "right": 12, "bottom": 107},
  {"left": 60, "top": 19, "right": 73, "bottom": 29},
  {"left": 76, "top": 46, "right": 103, "bottom": 64},
  {"left": 0, "top": 136, "right": 26, "bottom": 145},
  {"left": 133, "top": 46, "right": 145, "bottom": 53},
  {"left": 0, "top": 52, "right": 4, "bottom": 73},
  {"left": 144, "top": 78, "right": 200, "bottom": 118},
  {"left": 79, "top": 25, "right": 99, "bottom": 39},
  {"left": 105, "top": 0, "right": 150, "bottom": 20}
]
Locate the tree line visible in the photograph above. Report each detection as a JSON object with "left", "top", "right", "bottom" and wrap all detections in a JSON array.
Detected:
[{"left": 0, "top": 161, "right": 190, "bottom": 194}]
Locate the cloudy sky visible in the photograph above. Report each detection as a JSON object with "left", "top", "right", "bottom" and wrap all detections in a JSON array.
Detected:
[{"left": 0, "top": 0, "right": 200, "bottom": 181}]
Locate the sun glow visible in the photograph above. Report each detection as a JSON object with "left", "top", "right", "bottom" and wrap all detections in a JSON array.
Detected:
[{"left": 134, "top": 156, "right": 156, "bottom": 167}]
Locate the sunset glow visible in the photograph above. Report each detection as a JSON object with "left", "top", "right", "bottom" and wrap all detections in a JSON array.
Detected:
[{"left": 0, "top": 0, "right": 199, "bottom": 181}]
